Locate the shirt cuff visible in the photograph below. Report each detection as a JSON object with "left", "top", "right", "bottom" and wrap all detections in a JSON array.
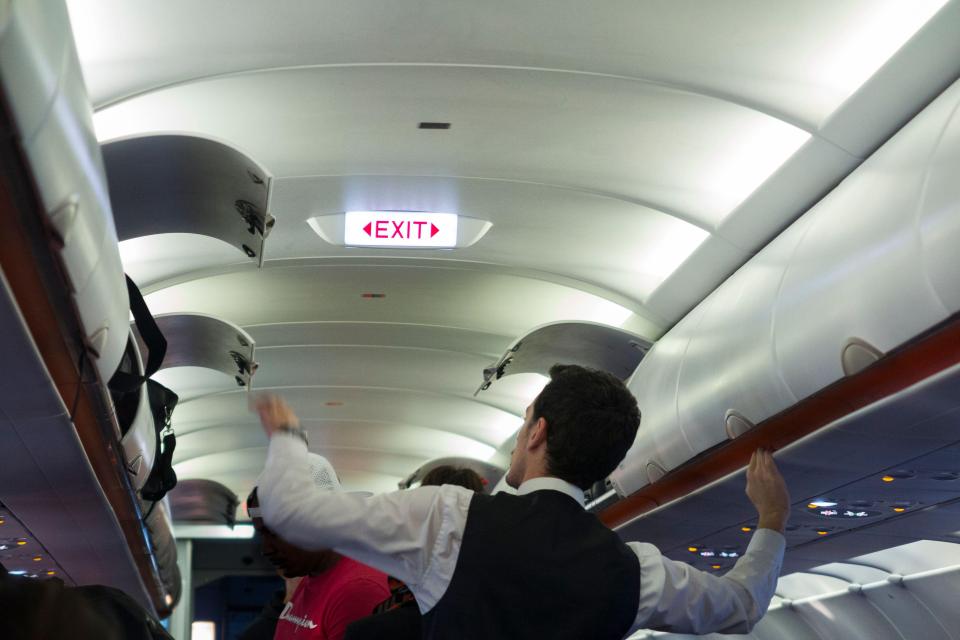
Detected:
[
  {"left": 266, "top": 428, "right": 309, "bottom": 463},
  {"left": 746, "top": 528, "right": 786, "bottom": 555},
  {"left": 271, "top": 428, "right": 309, "bottom": 446}
]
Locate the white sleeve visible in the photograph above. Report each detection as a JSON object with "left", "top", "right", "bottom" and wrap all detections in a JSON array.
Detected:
[
  {"left": 258, "top": 433, "right": 472, "bottom": 612},
  {"left": 627, "top": 529, "right": 785, "bottom": 635}
]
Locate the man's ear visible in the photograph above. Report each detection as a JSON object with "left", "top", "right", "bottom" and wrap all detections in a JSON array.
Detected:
[{"left": 527, "top": 416, "right": 548, "bottom": 449}]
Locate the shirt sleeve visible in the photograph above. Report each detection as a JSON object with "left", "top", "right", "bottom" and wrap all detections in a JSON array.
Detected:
[
  {"left": 323, "top": 578, "right": 392, "bottom": 640},
  {"left": 258, "top": 433, "right": 472, "bottom": 612},
  {"left": 626, "top": 528, "right": 786, "bottom": 635}
]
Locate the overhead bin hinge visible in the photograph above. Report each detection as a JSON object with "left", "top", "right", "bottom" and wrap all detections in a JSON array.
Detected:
[
  {"left": 105, "top": 134, "right": 274, "bottom": 264},
  {"left": 478, "top": 355, "right": 513, "bottom": 394},
  {"left": 229, "top": 350, "right": 258, "bottom": 387},
  {"left": 235, "top": 200, "right": 265, "bottom": 235}
]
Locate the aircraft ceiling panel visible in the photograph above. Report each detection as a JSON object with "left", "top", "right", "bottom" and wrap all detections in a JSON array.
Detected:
[
  {"left": 272, "top": 175, "right": 711, "bottom": 303},
  {"left": 120, "top": 234, "right": 250, "bottom": 291},
  {"left": 173, "top": 448, "right": 424, "bottom": 497},
  {"left": 173, "top": 388, "right": 520, "bottom": 448},
  {"left": 249, "top": 345, "right": 530, "bottom": 414},
  {"left": 91, "top": 66, "right": 810, "bottom": 227},
  {"left": 175, "top": 422, "right": 500, "bottom": 471},
  {"left": 140, "top": 264, "right": 654, "bottom": 338},
  {"left": 69, "top": 0, "right": 947, "bottom": 129},
  {"left": 243, "top": 322, "right": 509, "bottom": 358}
]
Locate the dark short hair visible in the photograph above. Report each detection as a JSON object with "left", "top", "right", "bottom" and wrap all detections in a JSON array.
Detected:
[
  {"left": 421, "top": 465, "right": 485, "bottom": 493},
  {"left": 533, "top": 364, "right": 641, "bottom": 490}
]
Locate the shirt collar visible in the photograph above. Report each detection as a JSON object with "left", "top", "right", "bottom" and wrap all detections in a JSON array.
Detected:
[{"left": 516, "top": 477, "right": 585, "bottom": 506}]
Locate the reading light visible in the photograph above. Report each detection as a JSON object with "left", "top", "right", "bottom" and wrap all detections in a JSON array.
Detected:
[
  {"left": 882, "top": 476, "right": 895, "bottom": 483},
  {"left": 893, "top": 507, "right": 906, "bottom": 513},
  {"left": 808, "top": 500, "right": 837, "bottom": 508},
  {"left": 32, "top": 556, "right": 42, "bottom": 562},
  {"left": 741, "top": 527, "right": 752, "bottom": 533},
  {"left": 816, "top": 530, "right": 829, "bottom": 536},
  {"left": 16, "top": 540, "right": 26, "bottom": 546},
  {"left": 711, "top": 564, "right": 722, "bottom": 570},
  {"left": 687, "top": 547, "right": 698, "bottom": 553},
  {"left": 46, "top": 570, "right": 56, "bottom": 576}
]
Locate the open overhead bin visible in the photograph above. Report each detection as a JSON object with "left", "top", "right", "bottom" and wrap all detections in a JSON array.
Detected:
[
  {"left": 476, "top": 321, "right": 651, "bottom": 394},
  {"left": 138, "top": 313, "right": 257, "bottom": 388},
  {"left": 103, "top": 134, "right": 275, "bottom": 262},
  {"left": 168, "top": 479, "right": 239, "bottom": 527}
]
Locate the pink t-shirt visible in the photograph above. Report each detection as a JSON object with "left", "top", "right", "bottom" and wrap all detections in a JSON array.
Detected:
[{"left": 274, "top": 557, "right": 390, "bottom": 640}]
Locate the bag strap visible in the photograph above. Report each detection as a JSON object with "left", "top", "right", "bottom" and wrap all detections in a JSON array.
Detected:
[
  {"left": 110, "top": 276, "right": 168, "bottom": 394},
  {"left": 127, "top": 275, "right": 167, "bottom": 378},
  {"left": 141, "top": 380, "right": 179, "bottom": 506}
]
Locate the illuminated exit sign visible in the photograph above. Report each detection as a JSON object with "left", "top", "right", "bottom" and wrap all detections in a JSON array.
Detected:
[{"left": 344, "top": 211, "right": 458, "bottom": 248}]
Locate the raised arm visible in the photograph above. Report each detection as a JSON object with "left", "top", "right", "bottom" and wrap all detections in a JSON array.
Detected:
[
  {"left": 254, "top": 395, "right": 471, "bottom": 611},
  {"left": 628, "top": 450, "right": 790, "bottom": 635}
]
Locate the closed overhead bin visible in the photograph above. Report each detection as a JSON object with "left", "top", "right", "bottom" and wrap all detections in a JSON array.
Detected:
[{"left": 612, "top": 77, "right": 960, "bottom": 498}]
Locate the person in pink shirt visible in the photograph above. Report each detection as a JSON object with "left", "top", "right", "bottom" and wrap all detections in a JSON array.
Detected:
[{"left": 245, "top": 453, "right": 389, "bottom": 640}]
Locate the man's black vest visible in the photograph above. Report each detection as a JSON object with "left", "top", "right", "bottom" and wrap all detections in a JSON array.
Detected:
[{"left": 422, "top": 489, "right": 641, "bottom": 640}]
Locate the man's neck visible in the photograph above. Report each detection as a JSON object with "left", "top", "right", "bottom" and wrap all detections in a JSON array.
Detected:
[
  {"left": 518, "top": 471, "right": 553, "bottom": 485},
  {"left": 308, "top": 553, "right": 341, "bottom": 576},
  {"left": 517, "top": 459, "right": 552, "bottom": 486}
]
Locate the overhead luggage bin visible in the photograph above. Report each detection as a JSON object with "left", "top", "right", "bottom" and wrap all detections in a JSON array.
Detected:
[
  {"left": 140, "top": 313, "right": 258, "bottom": 388},
  {"left": 168, "top": 479, "right": 239, "bottom": 526},
  {"left": 103, "top": 134, "right": 275, "bottom": 262},
  {"left": 476, "top": 321, "right": 650, "bottom": 394},
  {"left": 0, "top": 0, "right": 129, "bottom": 382},
  {"left": 116, "top": 329, "right": 159, "bottom": 492},
  {"left": 611, "top": 77, "right": 960, "bottom": 498},
  {"left": 143, "top": 497, "right": 181, "bottom": 608}
]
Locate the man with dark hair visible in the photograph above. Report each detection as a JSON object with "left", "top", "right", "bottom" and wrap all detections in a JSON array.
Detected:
[
  {"left": 420, "top": 465, "right": 485, "bottom": 493},
  {"left": 243, "top": 454, "right": 390, "bottom": 640},
  {"left": 255, "top": 364, "right": 790, "bottom": 639},
  {"left": 509, "top": 364, "right": 641, "bottom": 490}
]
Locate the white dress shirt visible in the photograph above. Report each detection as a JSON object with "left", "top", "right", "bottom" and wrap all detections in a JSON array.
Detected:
[{"left": 258, "top": 433, "right": 786, "bottom": 636}]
